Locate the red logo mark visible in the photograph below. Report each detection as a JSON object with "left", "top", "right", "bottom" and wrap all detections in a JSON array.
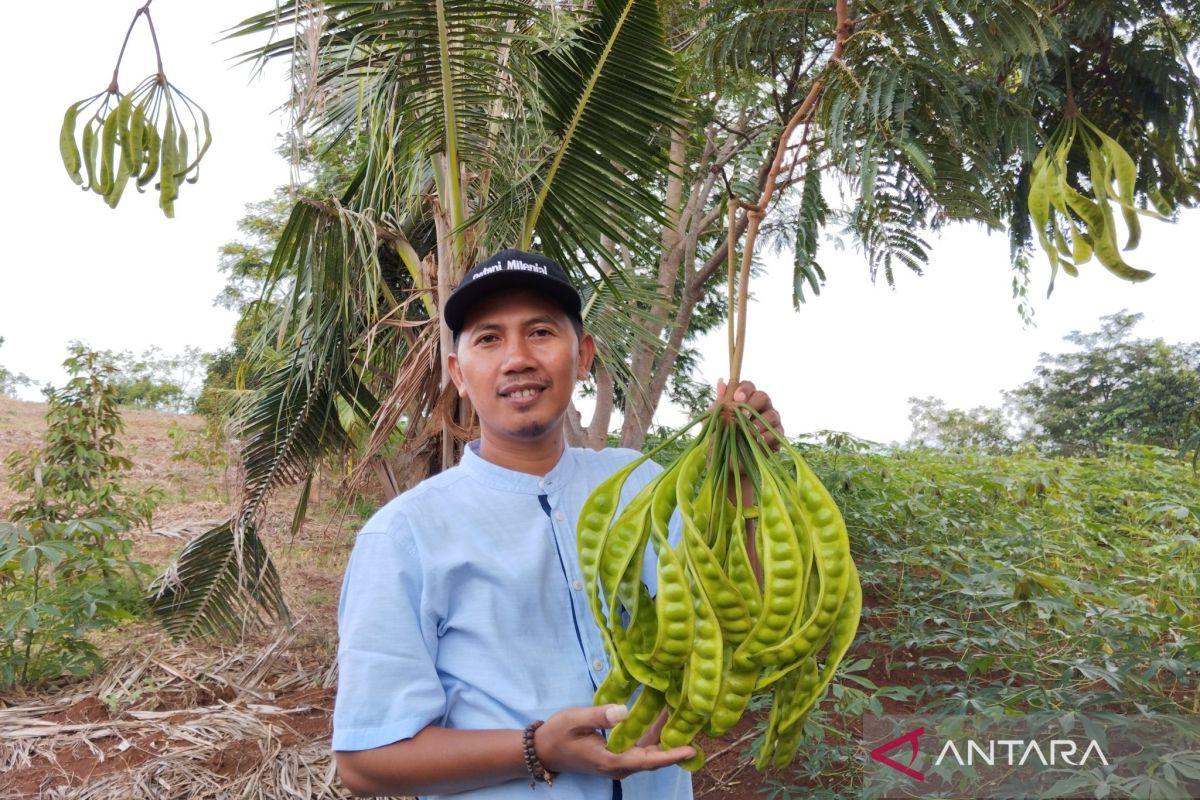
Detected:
[{"left": 870, "top": 726, "right": 925, "bottom": 781}]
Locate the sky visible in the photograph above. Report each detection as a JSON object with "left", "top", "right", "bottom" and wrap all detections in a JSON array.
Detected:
[
  {"left": 1, "top": 1, "right": 290, "bottom": 389},
  {"left": 2, "top": 1, "right": 1197, "bottom": 445}
]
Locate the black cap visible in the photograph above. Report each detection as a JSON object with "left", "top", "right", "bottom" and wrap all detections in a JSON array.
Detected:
[{"left": 444, "top": 249, "right": 583, "bottom": 334}]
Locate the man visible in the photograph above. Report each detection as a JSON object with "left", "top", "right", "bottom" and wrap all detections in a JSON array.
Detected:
[{"left": 332, "top": 249, "right": 781, "bottom": 799}]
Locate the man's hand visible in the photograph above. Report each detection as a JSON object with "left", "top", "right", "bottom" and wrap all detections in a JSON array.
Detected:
[
  {"left": 335, "top": 704, "right": 690, "bottom": 797},
  {"left": 535, "top": 704, "right": 694, "bottom": 780},
  {"left": 715, "top": 378, "right": 784, "bottom": 451}
]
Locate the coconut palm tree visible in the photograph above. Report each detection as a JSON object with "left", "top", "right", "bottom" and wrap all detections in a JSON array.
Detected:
[{"left": 147, "top": 0, "right": 684, "bottom": 639}]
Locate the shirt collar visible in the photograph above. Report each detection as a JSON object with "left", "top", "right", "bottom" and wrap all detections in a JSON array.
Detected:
[{"left": 459, "top": 439, "right": 576, "bottom": 495}]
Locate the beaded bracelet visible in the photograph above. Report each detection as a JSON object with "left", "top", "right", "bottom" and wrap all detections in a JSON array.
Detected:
[{"left": 522, "top": 720, "right": 556, "bottom": 788}]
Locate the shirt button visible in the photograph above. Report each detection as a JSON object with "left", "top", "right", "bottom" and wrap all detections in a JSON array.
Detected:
[
  {"left": 592, "top": 659, "right": 604, "bottom": 671},
  {"left": 554, "top": 510, "right": 565, "bottom": 521},
  {"left": 571, "top": 579, "right": 583, "bottom": 591}
]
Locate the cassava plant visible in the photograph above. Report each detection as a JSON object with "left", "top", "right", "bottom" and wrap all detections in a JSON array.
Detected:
[{"left": 0, "top": 518, "right": 148, "bottom": 687}]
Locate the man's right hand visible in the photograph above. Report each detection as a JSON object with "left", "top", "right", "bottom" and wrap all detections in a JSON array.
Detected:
[{"left": 535, "top": 704, "right": 695, "bottom": 780}]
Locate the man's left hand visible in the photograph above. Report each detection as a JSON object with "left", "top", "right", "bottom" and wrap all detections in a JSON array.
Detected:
[{"left": 715, "top": 378, "right": 784, "bottom": 452}]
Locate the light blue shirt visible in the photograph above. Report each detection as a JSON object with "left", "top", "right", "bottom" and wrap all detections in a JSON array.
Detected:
[{"left": 332, "top": 439, "right": 692, "bottom": 800}]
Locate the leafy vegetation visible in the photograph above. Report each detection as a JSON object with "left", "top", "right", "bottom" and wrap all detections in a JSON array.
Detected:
[
  {"left": 1, "top": 345, "right": 158, "bottom": 687},
  {"left": 197, "top": 136, "right": 366, "bottom": 423},
  {"left": 106, "top": 345, "right": 211, "bottom": 414},
  {"left": 1010, "top": 311, "right": 1200, "bottom": 455},
  {"left": 829, "top": 438, "right": 1198, "bottom": 714},
  {"left": 136, "top": 0, "right": 1200, "bottom": 639},
  {"left": 2, "top": 336, "right": 210, "bottom": 413},
  {"left": 5, "top": 346, "right": 162, "bottom": 527},
  {"left": 906, "top": 397, "right": 1014, "bottom": 454},
  {"left": 753, "top": 434, "right": 1200, "bottom": 794}
]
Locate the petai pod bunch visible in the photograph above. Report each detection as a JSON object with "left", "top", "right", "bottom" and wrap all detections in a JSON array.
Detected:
[
  {"left": 60, "top": 75, "right": 211, "bottom": 218},
  {"left": 577, "top": 405, "right": 861, "bottom": 772},
  {"left": 1027, "top": 109, "right": 1165, "bottom": 292}
]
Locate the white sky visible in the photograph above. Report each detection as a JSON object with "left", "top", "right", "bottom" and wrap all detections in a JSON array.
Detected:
[
  {"left": 1, "top": 1, "right": 290, "bottom": 389},
  {"left": 688, "top": 218, "right": 1198, "bottom": 443},
  {"left": 2, "top": 1, "right": 1197, "bottom": 445}
]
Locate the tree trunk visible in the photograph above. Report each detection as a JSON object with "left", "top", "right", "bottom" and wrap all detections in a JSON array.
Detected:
[
  {"left": 617, "top": 125, "right": 782, "bottom": 451},
  {"left": 566, "top": 362, "right": 614, "bottom": 451},
  {"left": 618, "top": 124, "right": 696, "bottom": 448},
  {"left": 433, "top": 153, "right": 458, "bottom": 472}
]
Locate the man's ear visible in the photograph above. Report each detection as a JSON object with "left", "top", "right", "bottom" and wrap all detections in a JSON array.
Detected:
[
  {"left": 576, "top": 332, "right": 597, "bottom": 380},
  {"left": 447, "top": 352, "right": 469, "bottom": 398}
]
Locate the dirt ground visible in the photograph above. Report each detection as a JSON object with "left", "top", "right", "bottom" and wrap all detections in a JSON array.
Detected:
[{"left": 0, "top": 396, "right": 922, "bottom": 799}]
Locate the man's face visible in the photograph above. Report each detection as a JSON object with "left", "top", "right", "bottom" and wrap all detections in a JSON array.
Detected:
[{"left": 447, "top": 288, "right": 594, "bottom": 445}]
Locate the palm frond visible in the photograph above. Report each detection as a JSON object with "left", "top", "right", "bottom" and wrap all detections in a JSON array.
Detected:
[
  {"left": 148, "top": 194, "right": 413, "bottom": 639},
  {"left": 147, "top": 520, "right": 287, "bottom": 641},
  {"left": 521, "top": 0, "right": 681, "bottom": 277},
  {"left": 357, "top": 320, "right": 442, "bottom": 478},
  {"left": 147, "top": 328, "right": 357, "bottom": 639},
  {"left": 230, "top": 1, "right": 534, "bottom": 167}
]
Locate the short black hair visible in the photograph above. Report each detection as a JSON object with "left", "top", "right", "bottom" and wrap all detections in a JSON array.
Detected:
[{"left": 452, "top": 310, "right": 584, "bottom": 351}]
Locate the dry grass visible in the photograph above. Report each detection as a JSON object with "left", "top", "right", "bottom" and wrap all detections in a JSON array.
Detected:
[
  {"left": 0, "top": 626, "right": 348, "bottom": 799},
  {"left": 0, "top": 397, "right": 52, "bottom": 513}
]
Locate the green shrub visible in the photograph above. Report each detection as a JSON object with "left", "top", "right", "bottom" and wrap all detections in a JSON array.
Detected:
[
  {"left": 0, "top": 345, "right": 158, "bottom": 688},
  {"left": 0, "top": 519, "right": 150, "bottom": 687}
]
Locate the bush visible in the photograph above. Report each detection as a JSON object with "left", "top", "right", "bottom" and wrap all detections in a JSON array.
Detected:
[
  {"left": 0, "top": 519, "right": 150, "bottom": 687},
  {"left": 4, "top": 345, "right": 162, "bottom": 527},
  {"left": 0, "top": 345, "right": 158, "bottom": 688}
]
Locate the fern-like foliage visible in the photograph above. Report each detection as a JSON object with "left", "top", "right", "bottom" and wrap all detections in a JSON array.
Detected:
[
  {"left": 821, "top": 0, "right": 1047, "bottom": 225},
  {"left": 793, "top": 155, "right": 828, "bottom": 307},
  {"left": 845, "top": 163, "right": 932, "bottom": 287},
  {"left": 680, "top": 0, "right": 1197, "bottom": 320},
  {"left": 699, "top": 0, "right": 834, "bottom": 81}
]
